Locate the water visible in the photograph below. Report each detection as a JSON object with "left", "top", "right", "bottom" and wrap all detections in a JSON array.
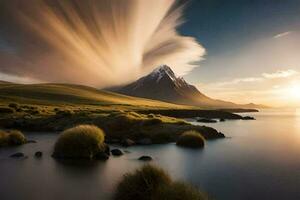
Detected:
[{"left": 1, "top": 109, "right": 300, "bottom": 200}]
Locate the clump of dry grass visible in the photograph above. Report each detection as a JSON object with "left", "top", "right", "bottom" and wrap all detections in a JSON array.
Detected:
[
  {"left": 114, "top": 165, "right": 208, "bottom": 200},
  {"left": 53, "top": 125, "right": 107, "bottom": 159},
  {"left": 0, "top": 130, "right": 26, "bottom": 147},
  {"left": 176, "top": 130, "right": 205, "bottom": 148}
]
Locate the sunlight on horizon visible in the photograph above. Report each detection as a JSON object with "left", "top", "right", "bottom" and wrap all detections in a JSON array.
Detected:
[{"left": 286, "top": 83, "right": 300, "bottom": 100}]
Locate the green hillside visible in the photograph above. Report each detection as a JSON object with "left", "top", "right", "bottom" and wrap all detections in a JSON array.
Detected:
[
  {"left": 0, "top": 83, "right": 228, "bottom": 143},
  {"left": 0, "top": 83, "right": 190, "bottom": 110}
]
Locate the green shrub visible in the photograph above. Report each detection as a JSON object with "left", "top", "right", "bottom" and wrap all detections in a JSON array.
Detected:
[
  {"left": 53, "top": 125, "right": 106, "bottom": 159},
  {"left": 27, "top": 110, "right": 40, "bottom": 115},
  {"left": 147, "top": 114, "right": 156, "bottom": 118},
  {"left": 0, "top": 130, "right": 26, "bottom": 147},
  {"left": 114, "top": 165, "right": 208, "bottom": 200},
  {"left": 176, "top": 131, "right": 205, "bottom": 148},
  {"left": 114, "top": 165, "right": 172, "bottom": 200},
  {"left": 55, "top": 110, "right": 74, "bottom": 117}
]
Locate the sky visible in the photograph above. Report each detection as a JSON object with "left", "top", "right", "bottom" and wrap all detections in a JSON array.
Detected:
[
  {"left": 0, "top": 0, "right": 299, "bottom": 107},
  {"left": 179, "top": 0, "right": 300, "bottom": 107},
  {"left": 0, "top": 0, "right": 205, "bottom": 87}
]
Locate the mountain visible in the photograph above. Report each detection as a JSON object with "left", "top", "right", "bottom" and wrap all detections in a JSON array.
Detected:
[{"left": 113, "top": 65, "right": 264, "bottom": 109}]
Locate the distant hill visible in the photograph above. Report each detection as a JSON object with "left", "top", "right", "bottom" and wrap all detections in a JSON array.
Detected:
[
  {"left": 0, "top": 82, "right": 188, "bottom": 109},
  {"left": 0, "top": 80, "right": 11, "bottom": 84},
  {"left": 113, "top": 65, "right": 267, "bottom": 109}
]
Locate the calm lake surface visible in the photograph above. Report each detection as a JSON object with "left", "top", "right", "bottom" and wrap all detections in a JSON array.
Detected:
[{"left": 1, "top": 109, "right": 300, "bottom": 200}]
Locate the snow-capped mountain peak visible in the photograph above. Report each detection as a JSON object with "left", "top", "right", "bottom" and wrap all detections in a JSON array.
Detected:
[{"left": 150, "top": 65, "right": 176, "bottom": 82}]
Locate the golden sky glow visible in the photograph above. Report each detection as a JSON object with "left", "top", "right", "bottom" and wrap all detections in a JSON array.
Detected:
[
  {"left": 0, "top": 0, "right": 299, "bottom": 108},
  {"left": 197, "top": 31, "right": 300, "bottom": 107}
]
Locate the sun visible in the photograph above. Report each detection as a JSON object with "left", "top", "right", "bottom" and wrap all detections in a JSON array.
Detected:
[{"left": 287, "top": 84, "right": 300, "bottom": 100}]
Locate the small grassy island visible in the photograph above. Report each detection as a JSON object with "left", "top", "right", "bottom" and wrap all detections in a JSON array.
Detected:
[
  {"left": 52, "top": 125, "right": 109, "bottom": 160},
  {"left": 114, "top": 165, "right": 208, "bottom": 200},
  {"left": 0, "top": 130, "right": 26, "bottom": 147},
  {"left": 176, "top": 131, "right": 205, "bottom": 148}
]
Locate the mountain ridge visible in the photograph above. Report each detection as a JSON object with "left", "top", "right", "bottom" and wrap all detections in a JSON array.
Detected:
[{"left": 113, "top": 65, "right": 267, "bottom": 109}]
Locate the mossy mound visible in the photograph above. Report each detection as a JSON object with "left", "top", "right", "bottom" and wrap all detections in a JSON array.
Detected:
[
  {"left": 176, "top": 131, "right": 205, "bottom": 148},
  {"left": 114, "top": 165, "right": 208, "bottom": 200},
  {"left": 114, "top": 165, "right": 172, "bottom": 200},
  {"left": 0, "top": 130, "right": 27, "bottom": 147},
  {"left": 53, "top": 125, "right": 107, "bottom": 159}
]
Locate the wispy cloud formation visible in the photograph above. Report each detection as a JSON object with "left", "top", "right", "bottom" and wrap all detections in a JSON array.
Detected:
[
  {"left": 0, "top": 0, "right": 205, "bottom": 87},
  {"left": 262, "top": 69, "right": 298, "bottom": 79},
  {"left": 273, "top": 31, "right": 292, "bottom": 39},
  {"left": 213, "top": 77, "right": 263, "bottom": 86},
  {"left": 211, "top": 69, "right": 298, "bottom": 86},
  {"left": 198, "top": 69, "right": 300, "bottom": 106},
  {"left": 0, "top": 72, "right": 41, "bottom": 84}
]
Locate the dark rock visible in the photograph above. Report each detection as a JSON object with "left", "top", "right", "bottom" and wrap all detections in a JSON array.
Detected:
[
  {"left": 10, "top": 152, "right": 25, "bottom": 158},
  {"left": 35, "top": 151, "right": 43, "bottom": 158},
  {"left": 106, "top": 139, "right": 120, "bottom": 144},
  {"left": 138, "top": 156, "right": 152, "bottom": 161},
  {"left": 94, "top": 152, "right": 109, "bottom": 160},
  {"left": 219, "top": 118, "right": 225, "bottom": 122},
  {"left": 196, "top": 126, "right": 225, "bottom": 139},
  {"left": 111, "top": 149, "right": 123, "bottom": 156},
  {"left": 104, "top": 144, "right": 110, "bottom": 155},
  {"left": 27, "top": 140, "right": 37, "bottom": 143},
  {"left": 121, "top": 139, "right": 135, "bottom": 147},
  {"left": 137, "top": 138, "right": 152, "bottom": 145},
  {"left": 243, "top": 116, "right": 255, "bottom": 120},
  {"left": 197, "top": 118, "right": 217, "bottom": 123}
]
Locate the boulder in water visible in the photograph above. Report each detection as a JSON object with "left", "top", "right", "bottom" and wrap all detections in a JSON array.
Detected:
[
  {"left": 138, "top": 156, "right": 152, "bottom": 161},
  {"left": 111, "top": 149, "right": 123, "bottom": 156},
  {"left": 10, "top": 152, "right": 25, "bottom": 158}
]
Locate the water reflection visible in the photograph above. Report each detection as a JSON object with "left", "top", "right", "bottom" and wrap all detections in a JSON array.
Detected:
[{"left": 0, "top": 110, "right": 300, "bottom": 200}]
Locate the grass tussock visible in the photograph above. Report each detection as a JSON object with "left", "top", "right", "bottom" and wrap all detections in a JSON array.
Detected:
[
  {"left": 176, "top": 130, "right": 205, "bottom": 148},
  {"left": 53, "top": 125, "right": 106, "bottom": 159},
  {"left": 114, "top": 165, "right": 208, "bottom": 200},
  {"left": 0, "top": 130, "right": 26, "bottom": 147}
]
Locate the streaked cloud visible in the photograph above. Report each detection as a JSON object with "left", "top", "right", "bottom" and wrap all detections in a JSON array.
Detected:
[
  {"left": 210, "top": 69, "right": 298, "bottom": 87},
  {"left": 213, "top": 77, "right": 263, "bottom": 86},
  {"left": 262, "top": 69, "right": 298, "bottom": 79},
  {"left": 0, "top": 72, "right": 41, "bottom": 84},
  {"left": 273, "top": 31, "right": 292, "bottom": 39},
  {"left": 198, "top": 69, "right": 300, "bottom": 106},
  {"left": 0, "top": 0, "right": 205, "bottom": 87}
]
